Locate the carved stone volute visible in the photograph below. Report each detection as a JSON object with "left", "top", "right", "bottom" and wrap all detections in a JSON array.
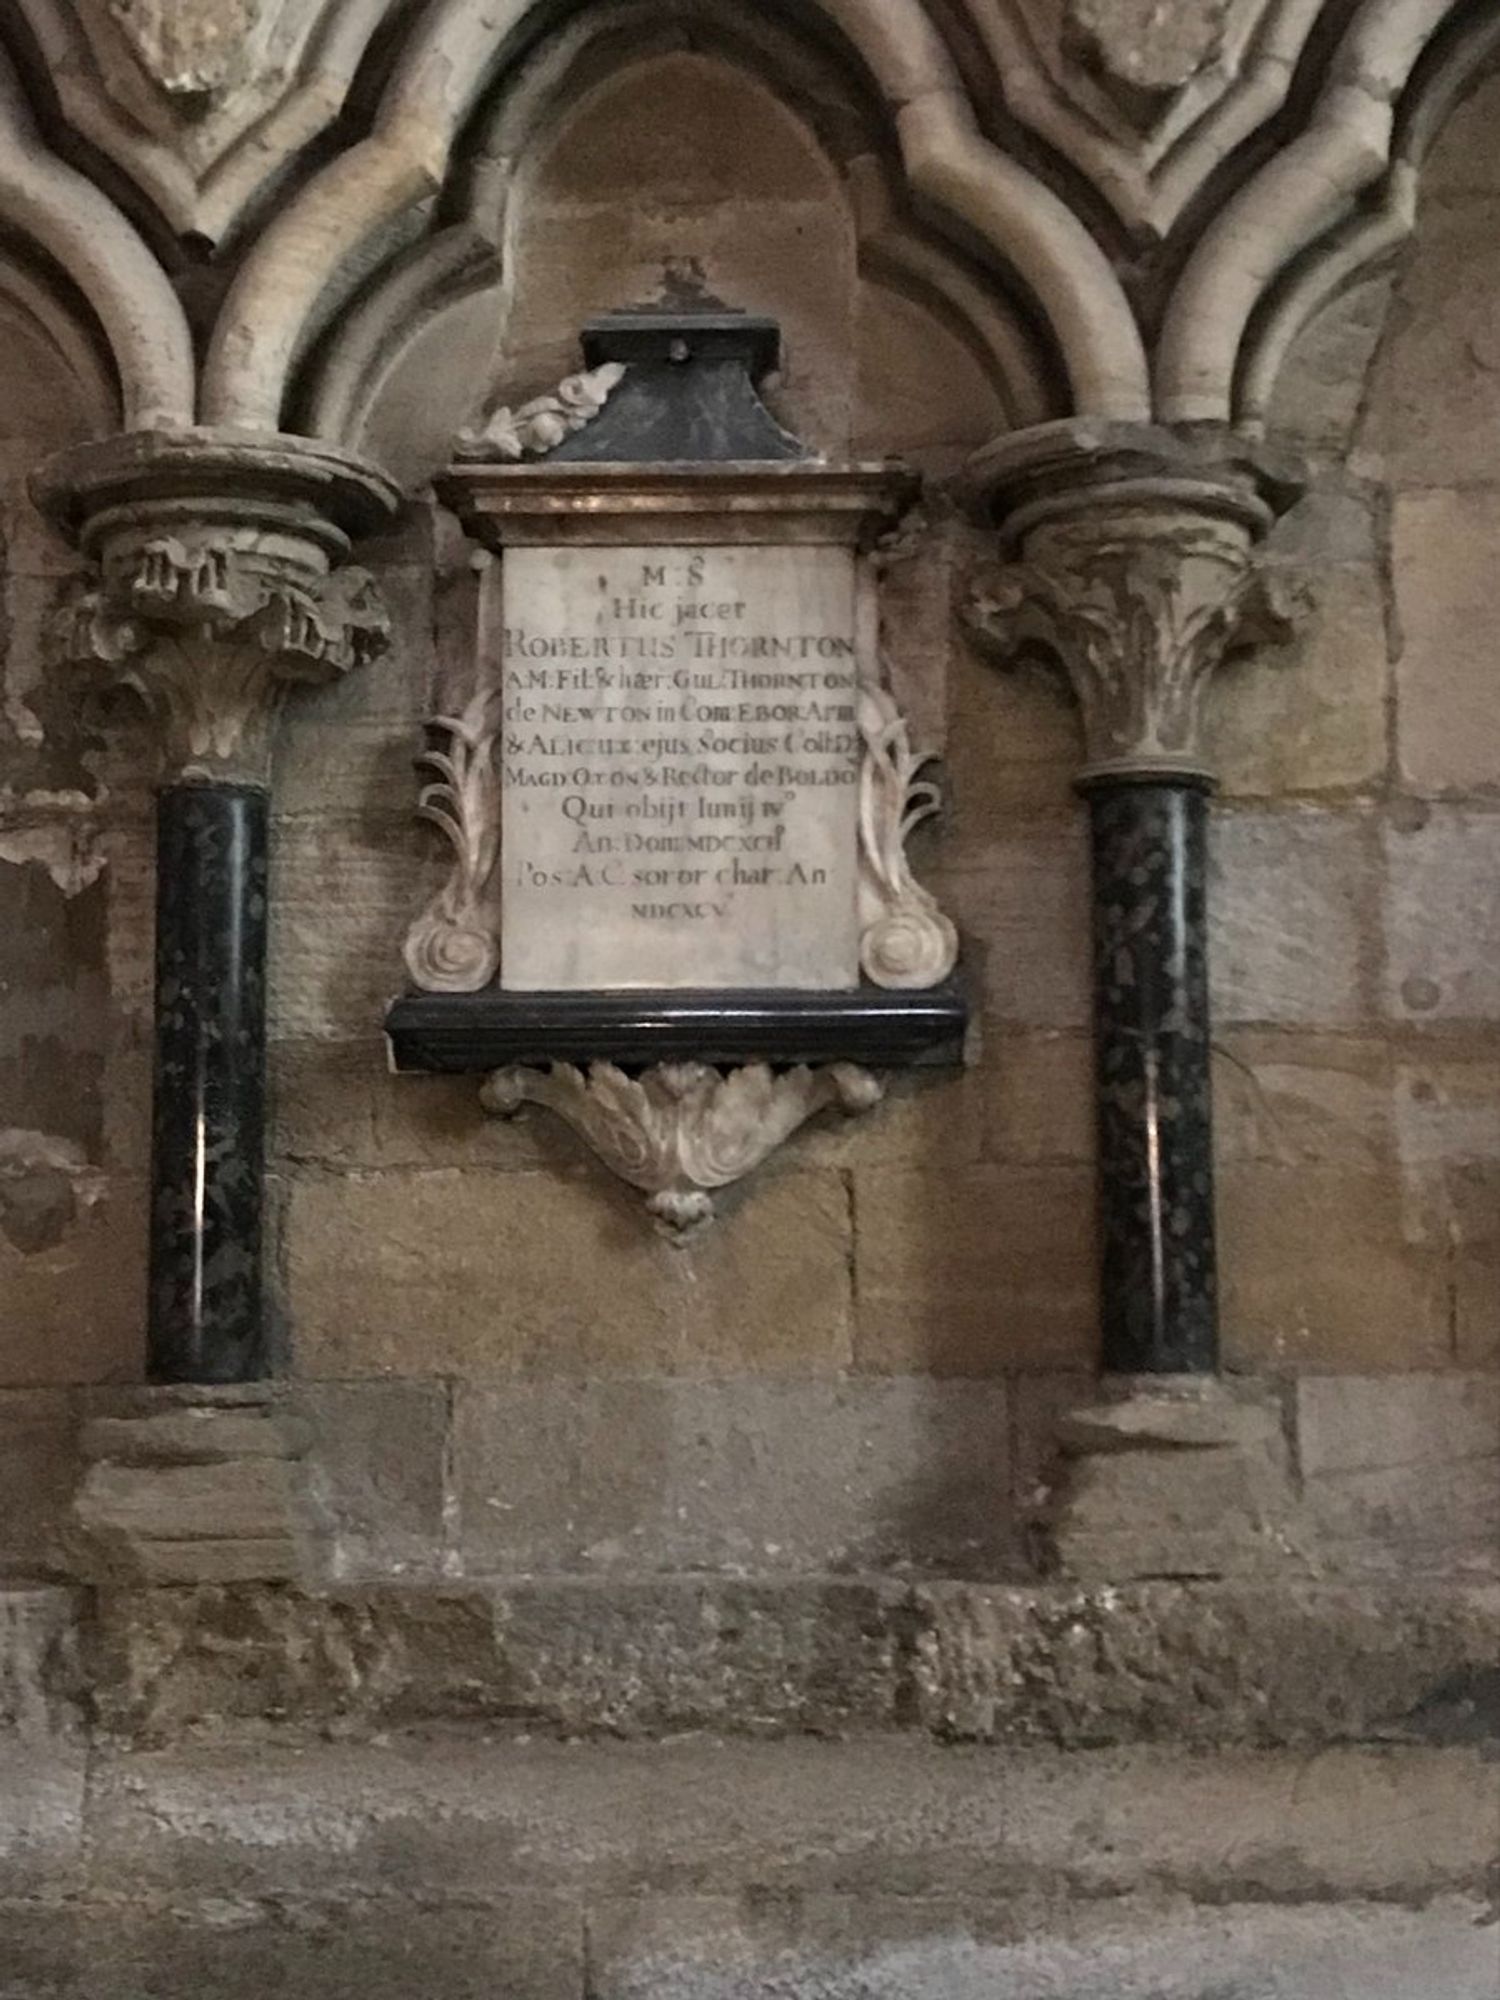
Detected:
[
  {"left": 33, "top": 429, "right": 401, "bottom": 784},
  {"left": 966, "top": 421, "right": 1303, "bottom": 786}
]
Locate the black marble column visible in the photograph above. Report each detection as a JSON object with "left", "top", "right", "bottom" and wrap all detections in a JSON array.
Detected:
[
  {"left": 149, "top": 782, "right": 269, "bottom": 1384},
  {"left": 1084, "top": 775, "right": 1216, "bottom": 1375}
]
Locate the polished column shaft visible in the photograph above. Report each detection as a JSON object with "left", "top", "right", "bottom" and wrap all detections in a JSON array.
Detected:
[
  {"left": 149, "top": 782, "right": 269, "bottom": 1384},
  {"left": 1086, "top": 777, "right": 1216, "bottom": 1374}
]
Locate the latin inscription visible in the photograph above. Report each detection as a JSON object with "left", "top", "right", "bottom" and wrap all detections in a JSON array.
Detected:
[{"left": 499, "top": 545, "right": 863, "bottom": 990}]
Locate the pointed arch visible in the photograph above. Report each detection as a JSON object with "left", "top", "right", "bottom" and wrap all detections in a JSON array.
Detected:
[
  {"left": 0, "top": 47, "right": 192, "bottom": 428},
  {"left": 1155, "top": 0, "right": 1474, "bottom": 423},
  {"left": 200, "top": 0, "right": 1148, "bottom": 432}
]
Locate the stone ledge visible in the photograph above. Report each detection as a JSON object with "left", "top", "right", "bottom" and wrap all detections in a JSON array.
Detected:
[
  {"left": 77, "top": 1575, "right": 1500, "bottom": 1749},
  {"left": 0, "top": 1889, "right": 1492, "bottom": 2000},
  {"left": 76, "top": 1737, "right": 1499, "bottom": 1907}
]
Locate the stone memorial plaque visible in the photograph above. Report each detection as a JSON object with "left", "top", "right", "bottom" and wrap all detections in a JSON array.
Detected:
[{"left": 500, "top": 543, "right": 863, "bottom": 990}]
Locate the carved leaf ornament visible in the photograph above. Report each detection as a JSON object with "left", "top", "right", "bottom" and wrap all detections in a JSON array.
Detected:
[
  {"left": 403, "top": 691, "right": 504, "bottom": 993},
  {"left": 482, "top": 1060, "right": 882, "bottom": 1233}
]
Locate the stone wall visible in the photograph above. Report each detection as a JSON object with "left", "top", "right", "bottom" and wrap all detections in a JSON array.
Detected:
[{"left": 0, "top": 51, "right": 1497, "bottom": 1589}]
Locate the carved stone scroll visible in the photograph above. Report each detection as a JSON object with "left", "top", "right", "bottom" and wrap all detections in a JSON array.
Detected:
[
  {"left": 856, "top": 681, "right": 959, "bottom": 989},
  {"left": 403, "top": 691, "right": 503, "bottom": 993},
  {"left": 481, "top": 1059, "right": 882, "bottom": 1233}
]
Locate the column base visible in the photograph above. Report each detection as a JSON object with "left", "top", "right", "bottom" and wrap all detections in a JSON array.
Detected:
[
  {"left": 1043, "top": 1375, "right": 1303, "bottom": 1582},
  {"left": 68, "top": 1386, "right": 312, "bottom": 1585}
]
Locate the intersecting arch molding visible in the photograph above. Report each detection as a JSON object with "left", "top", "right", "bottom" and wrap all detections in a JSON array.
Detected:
[
  {"left": 1156, "top": 0, "right": 1500, "bottom": 425},
  {"left": 302, "top": 0, "right": 1063, "bottom": 466},
  {"left": 0, "top": 44, "right": 192, "bottom": 429},
  {"left": 201, "top": 0, "right": 1151, "bottom": 444},
  {"left": 1234, "top": 0, "right": 1500, "bottom": 434}
]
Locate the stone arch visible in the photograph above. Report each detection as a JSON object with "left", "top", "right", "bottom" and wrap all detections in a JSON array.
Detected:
[
  {"left": 1235, "top": 1, "right": 1500, "bottom": 434},
  {"left": 1155, "top": 0, "right": 1497, "bottom": 424},
  {"left": 0, "top": 46, "right": 192, "bottom": 429},
  {"left": 299, "top": 0, "right": 1056, "bottom": 468},
  {"left": 199, "top": 0, "right": 1148, "bottom": 436}
]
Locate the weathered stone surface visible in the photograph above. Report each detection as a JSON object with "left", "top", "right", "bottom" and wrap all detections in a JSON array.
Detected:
[
  {"left": 852, "top": 1163, "right": 1097, "bottom": 1374},
  {"left": 912, "top": 1580, "right": 1500, "bottom": 1746},
  {"left": 492, "top": 1577, "right": 906, "bottom": 1736},
  {"left": 0, "top": 1588, "right": 83, "bottom": 1738},
  {"left": 286, "top": 1167, "right": 853, "bottom": 1378},
  {"left": 70, "top": 1398, "right": 313, "bottom": 1586},
  {"left": 292, "top": 1381, "right": 451, "bottom": 1582},
  {"left": 73, "top": 1461, "right": 305, "bottom": 1584},
  {"left": 588, "top": 1892, "right": 1500, "bottom": 2000},
  {"left": 0, "top": 1390, "right": 78, "bottom": 1576},
  {"left": 1209, "top": 561, "right": 1388, "bottom": 797},
  {"left": 1048, "top": 1379, "right": 1299, "bottom": 1581},
  {"left": 979, "top": 1032, "right": 1094, "bottom": 1163},
  {"left": 1383, "top": 806, "right": 1500, "bottom": 1023},
  {"left": 1210, "top": 809, "right": 1377, "bottom": 1026},
  {"left": 1294, "top": 1375, "right": 1500, "bottom": 1576},
  {"left": 0, "top": 1895, "right": 583, "bottom": 2000},
  {"left": 82, "top": 1734, "right": 1499, "bottom": 1905},
  {"left": 83, "top": 1579, "right": 908, "bottom": 1743},
  {"left": 273, "top": 565, "right": 434, "bottom": 819},
  {"left": 1213, "top": 1031, "right": 1394, "bottom": 1166},
  {"left": 1266, "top": 275, "right": 1396, "bottom": 454},
  {"left": 1366, "top": 196, "right": 1500, "bottom": 488},
  {"left": 80, "top": 1406, "right": 311, "bottom": 1467},
  {"left": 452, "top": 1379, "right": 1011, "bottom": 1575},
  {"left": 0, "top": 1173, "right": 147, "bottom": 1386},
  {"left": 1394, "top": 1052, "right": 1500, "bottom": 1173},
  {"left": 1219, "top": 1163, "right": 1450, "bottom": 1369},
  {"left": 934, "top": 827, "right": 1091, "bottom": 1027},
  {"left": 86, "top": 1586, "right": 503, "bottom": 1743},
  {"left": 0, "top": 1737, "right": 86, "bottom": 1901},
  {"left": 1449, "top": 1162, "right": 1500, "bottom": 1366},
  {"left": 1010, "top": 1370, "right": 1093, "bottom": 1523},
  {"left": 268, "top": 814, "right": 441, "bottom": 1042},
  {"left": 76, "top": 1575, "right": 1500, "bottom": 1749},
  {"left": 1392, "top": 488, "right": 1500, "bottom": 793}
]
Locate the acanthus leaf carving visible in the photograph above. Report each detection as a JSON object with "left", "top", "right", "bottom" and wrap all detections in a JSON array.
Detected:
[
  {"left": 969, "top": 516, "right": 1302, "bottom": 780},
  {"left": 403, "top": 689, "right": 503, "bottom": 994},
  {"left": 455, "top": 362, "right": 626, "bottom": 463},
  {"left": 481, "top": 1059, "right": 882, "bottom": 1234},
  {"left": 60, "top": 530, "right": 391, "bottom": 782},
  {"left": 856, "top": 680, "right": 958, "bottom": 989}
]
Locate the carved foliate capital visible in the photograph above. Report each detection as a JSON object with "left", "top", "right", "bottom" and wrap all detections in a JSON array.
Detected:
[
  {"left": 33, "top": 429, "right": 401, "bottom": 786},
  {"left": 965, "top": 420, "right": 1304, "bottom": 784},
  {"left": 62, "top": 534, "right": 390, "bottom": 781},
  {"left": 971, "top": 515, "right": 1301, "bottom": 783}
]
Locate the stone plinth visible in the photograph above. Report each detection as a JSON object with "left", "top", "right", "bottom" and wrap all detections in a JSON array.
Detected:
[
  {"left": 1043, "top": 1374, "right": 1302, "bottom": 1581},
  {"left": 70, "top": 1387, "right": 313, "bottom": 1585}
]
